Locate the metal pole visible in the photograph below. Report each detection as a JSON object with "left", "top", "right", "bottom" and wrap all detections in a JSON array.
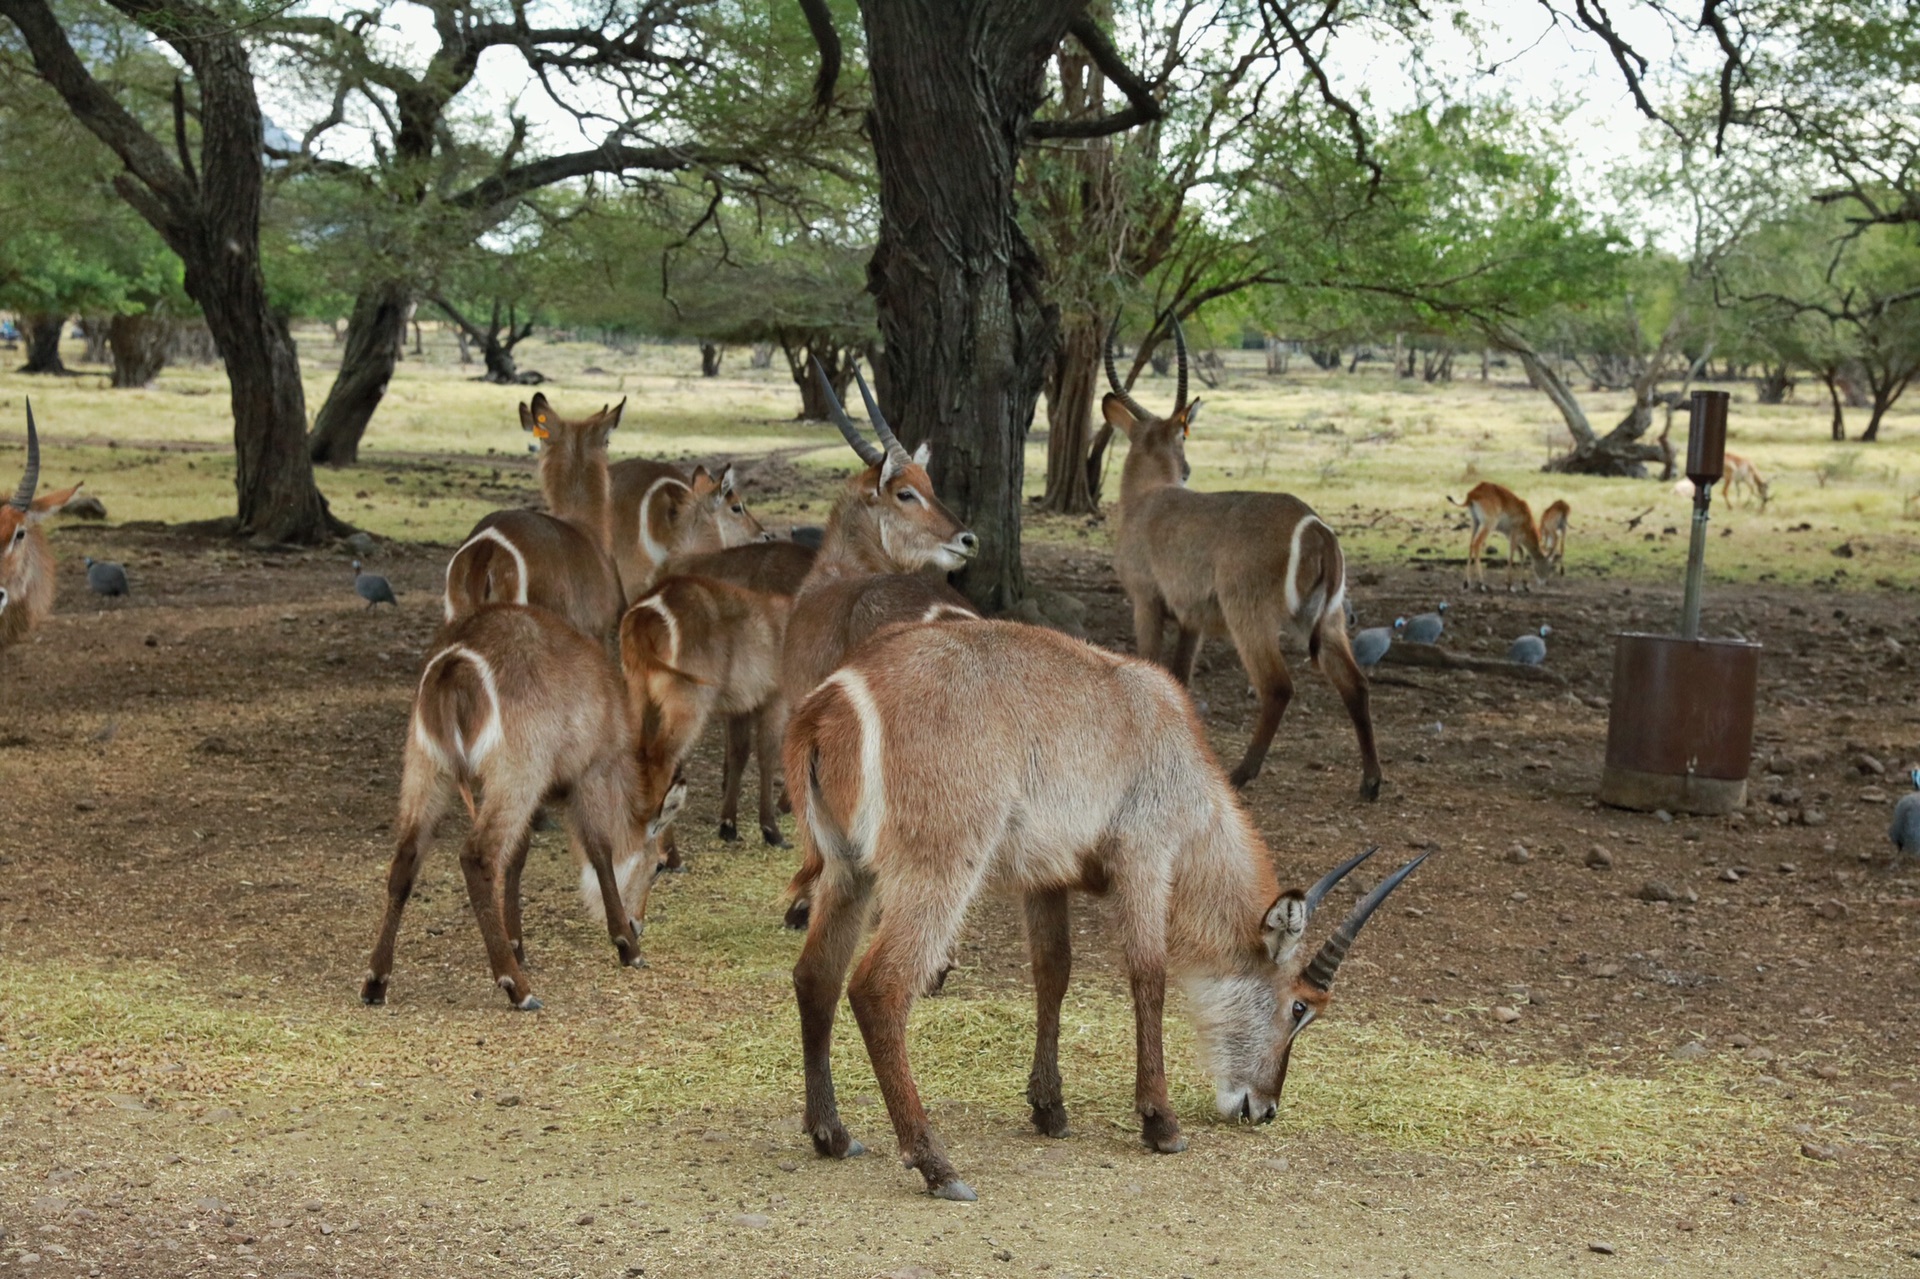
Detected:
[{"left": 1681, "top": 486, "right": 1710, "bottom": 639}]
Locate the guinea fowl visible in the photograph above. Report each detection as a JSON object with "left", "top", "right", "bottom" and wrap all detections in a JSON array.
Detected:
[
  {"left": 1403, "top": 602, "right": 1448, "bottom": 644},
  {"left": 354, "top": 560, "right": 398, "bottom": 608},
  {"left": 1508, "top": 624, "right": 1551, "bottom": 665},
  {"left": 84, "top": 557, "right": 128, "bottom": 598},
  {"left": 1892, "top": 769, "right": 1920, "bottom": 857},
  {"left": 1351, "top": 619, "right": 1402, "bottom": 670}
]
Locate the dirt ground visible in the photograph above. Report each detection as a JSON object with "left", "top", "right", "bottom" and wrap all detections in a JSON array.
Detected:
[{"left": 2, "top": 504, "right": 1919, "bottom": 1279}]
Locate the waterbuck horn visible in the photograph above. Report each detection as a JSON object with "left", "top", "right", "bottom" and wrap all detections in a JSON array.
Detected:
[
  {"left": 1172, "top": 318, "right": 1190, "bottom": 412},
  {"left": 851, "top": 361, "right": 910, "bottom": 465},
  {"left": 1302, "top": 852, "right": 1429, "bottom": 991},
  {"left": 1102, "top": 323, "right": 1153, "bottom": 422},
  {"left": 13, "top": 399, "right": 40, "bottom": 511},
  {"left": 812, "top": 357, "right": 884, "bottom": 468},
  {"left": 1302, "top": 845, "right": 1378, "bottom": 919}
]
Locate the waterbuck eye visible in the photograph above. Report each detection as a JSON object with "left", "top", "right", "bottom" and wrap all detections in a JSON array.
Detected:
[
  {"left": 730, "top": 504, "right": 744, "bottom": 514},
  {"left": 897, "top": 489, "right": 918, "bottom": 504},
  {"left": 1291, "top": 1001, "right": 1307, "bottom": 1022}
]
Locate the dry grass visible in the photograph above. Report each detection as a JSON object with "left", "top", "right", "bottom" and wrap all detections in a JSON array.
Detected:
[{"left": 3, "top": 326, "right": 1917, "bottom": 589}]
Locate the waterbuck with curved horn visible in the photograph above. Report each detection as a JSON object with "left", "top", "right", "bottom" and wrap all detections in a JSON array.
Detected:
[
  {"left": 1105, "top": 322, "right": 1382, "bottom": 799},
  {"left": 1, "top": 401, "right": 83, "bottom": 650},
  {"left": 777, "top": 358, "right": 979, "bottom": 924},
  {"left": 786, "top": 616, "right": 1426, "bottom": 1201}
]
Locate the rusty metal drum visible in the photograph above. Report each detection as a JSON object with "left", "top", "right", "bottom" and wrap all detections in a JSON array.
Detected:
[{"left": 1599, "top": 632, "right": 1762, "bottom": 815}]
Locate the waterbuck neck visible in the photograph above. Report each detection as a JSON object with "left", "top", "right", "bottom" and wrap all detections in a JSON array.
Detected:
[
  {"left": 1164, "top": 794, "right": 1281, "bottom": 980},
  {"left": 540, "top": 438, "right": 612, "bottom": 552},
  {"left": 1118, "top": 441, "right": 1183, "bottom": 531}
]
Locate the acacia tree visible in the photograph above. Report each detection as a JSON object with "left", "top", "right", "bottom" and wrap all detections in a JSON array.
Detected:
[
  {"left": 270, "top": 0, "right": 820, "bottom": 465},
  {"left": 1, "top": 0, "right": 338, "bottom": 540}
]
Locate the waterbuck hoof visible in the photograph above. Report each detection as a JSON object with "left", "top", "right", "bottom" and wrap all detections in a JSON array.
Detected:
[
  {"left": 1228, "top": 764, "right": 1258, "bottom": 790},
  {"left": 359, "top": 976, "right": 387, "bottom": 1006},
  {"left": 926, "top": 964, "right": 954, "bottom": 997},
  {"left": 1142, "top": 1114, "right": 1187, "bottom": 1153},
  {"left": 615, "top": 936, "right": 645, "bottom": 968},
  {"left": 761, "top": 824, "right": 786, "bottom": 848},
  {"left": 717, "top": 821, "right": 740, "bottom": 843},
  {"left": 931, "top": 1178, "right": 977, "bottom": 1203},
  {"left": 809, "top": 1126, "right": 862, "bottom": 1159},
  {"left": 1030, "top": 1102, "right": 1070, "bottom": 1139},
  {"left": 783, "top": 899, "right": 811, "bottom": 931},
  {"left": 1359, "top": 775, "right": 1382, "bottom": 802}
]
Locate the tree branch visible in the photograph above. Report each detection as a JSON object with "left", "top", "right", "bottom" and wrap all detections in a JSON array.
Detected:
[
  {"left": 1028, "top": 14, "right": 1165, "bottom": 141},
  {"left": 171, "top": 77, "right": 198, "bottom": 189},
  {"left": 796, "top": 0, "right": 840, "bottom": 111},
  {"left": 445, "top": 143, "right": 761, "bottom": 215}
]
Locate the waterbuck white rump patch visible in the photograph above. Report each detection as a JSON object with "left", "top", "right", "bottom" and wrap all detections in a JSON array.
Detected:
[
  {"left": 636, "top": 594, "right": 681, "bottom": 666},
  {"left": 818, "top": 668, "right": 888, "bottom": 865},
  {"left": 446, "top": 527, "right": 530, "bottom": 620},
  {"left": 637, "top": 476, "right": 687, "bottom": 566}
]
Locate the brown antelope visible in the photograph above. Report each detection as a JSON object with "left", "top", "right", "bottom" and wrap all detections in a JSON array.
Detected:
[
  {"left": 443, "top": 395, "right": 626, "bottom": 640},
  {"left": 786, "top": 618, "right": 1425, "bottom": 1201},
  {"left": 655, "top": 538, "right": 819, "bottom": 848},
  {"left": 1538, "top": 499, "right": 1570, "bottom": 577},
  {"left": 361, "top": 603, "right": 685, "bottom": 1010},
  {"left": 1, "top": 402, "right": 83, "bottom": 651},
  {"left": 608, "top": 456, "right": 770, "bottom": 602},
  {"left": 1721, "top": 451, "right": 1770, "bottom": 508},
  {"left": 779, "top": 361, "right": 980, "bottom": 926},
  {"left": 1104, "top": 326, "right": 1380, "bottom": 799},
  {"left": 1447, "top": 481, "right": 1556, "bottom": 593}
]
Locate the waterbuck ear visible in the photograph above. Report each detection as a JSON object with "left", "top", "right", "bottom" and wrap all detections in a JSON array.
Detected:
[
  {"left": 603, "top": 398, "right": 626, "bottom": 429},
  {"left": 1262, "top": 890, "right": 1308, "bottom": 963},
  {"left": 719, "top": 465, "right": 738, "bottom": 497},
  {"left": 689, "top": 466, "right": 719, "bottom": 497},
  {"left": 518, "top": 401, "right": 536, "bottom": 432},
  {"left": 1179, "top": 399, "right": 1204, "bottom": 434},
  {"left": 880, "top": 451, "right": 907, "bottom": 486},
  {"left": 911, "top": 440, "right": 931, "bottom": 466},
  {"left": 1101, "top": 393, "right": 1140, "bottom": 434},
  {"left": 649, "top": 775, "right": 689, "bottom": 837},
  {"left": 29, "top": 483, "right": 82, "bottom": 521}
]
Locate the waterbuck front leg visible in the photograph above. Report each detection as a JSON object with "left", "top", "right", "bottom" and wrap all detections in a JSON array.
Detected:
[
  {"left": 755, "top": 702, "right": 788, "bottom": 847},
  {"left": 717, "top": 714, "right": 752, "bottom": 843},
  {"left": 1024, "top": 888, "right": 1072, "bottom": 1138},
  {"left": 792, "top": 869, "right": 872, "bottom": 1161},
  {"left": 1224, "top": 605, "right": 1295, "bottom": 790},
  {"left": 1130, "top": 593, "right": 1169, "bottom": 665},
  {"left": 502, "top": 826, "right": 533, "bottom": 968},
  {"left": 1117, "top": 882, "right": 1184, "bottom": 1154}
]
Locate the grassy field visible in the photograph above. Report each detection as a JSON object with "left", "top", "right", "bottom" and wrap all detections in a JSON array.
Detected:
[{"left": 4, "top": 322, "right": 1917, "bottom": 592}]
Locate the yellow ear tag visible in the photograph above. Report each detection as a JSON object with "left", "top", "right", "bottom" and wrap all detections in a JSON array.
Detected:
[{"left": 532, "top": 416, "right": 550, "bottom": 440}]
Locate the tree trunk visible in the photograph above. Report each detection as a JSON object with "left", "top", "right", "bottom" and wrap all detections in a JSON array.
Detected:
[
  {"left": 783, "top": 336, "right": 857, "bottom": 419},
  {"left": 308, "top": 282, "right": 411, "bottom": 466},
  {"left": 700, "top": 341, "right": 723, "bottom": 377},
  {"left": 859, "top": 0, "right": 1065, "bottom": 612},
  {"left": 18, "top": 312, "right": 67, "bottom": 374},
  {"left": 749, "top": 342, "right": 774, "bottom": 370},
  {"left": 79, "top": 315, "right": 111, "bottom": 363},
  {"left": 107, "top": 311, "right": 175, "bottom": 387},
  {"left": 1040, "top": 315, "right": 1101, "bottom": 514},
  {"left": 1859, "top": 366, "right": 1914, "bottom": 443},
  {"left": 1822, "top": 368, "right": 1846, "bottom": 440},
  {"left": 1754, "top": 364, "right": 1793, "bottom": 404}
]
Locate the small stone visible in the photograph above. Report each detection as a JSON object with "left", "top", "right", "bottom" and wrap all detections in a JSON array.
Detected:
[
  {"left": 1720, "top": 867, "right": 1741, "bottom": 883},
  {"left": 1746, "top": 1046, "right": 1775, "bottom": 1062},
  {"left": 1799, "top": 1141, "right": 1840, "bottom": 1162},
  {"left": 268, "top": 1218, "right": 292, "bottom": 1230},
  {"left": 1588, "top": 1241, "right": 1617, "bottom": 1255},
  {"left": 1675, "top": 1219, "right": 1697, "bottom": 1232},
  {"left": 732, "top": 1213, "right": 771, "bottom": 1229},
  {"left": 1814, "top": 899, "right": 1847, "bottom": 921},
  {"left": 495, "top": 1093, "right": 522, "bottom": 1108},
  {"left": 1585, "top": 846, "right": 1614, "bottom": 870},
  {"left": 303, "top": 1200, "right": 323, "bottom": 1213},
  {"left": 1638, "top": 881, "right": 1681, "bottom": 903},
  {"left": 1506, "top": 843, "right": 1531, "bottom": 864},
  {"left": 1670, "top": 1040, "right": 1708, "bottom": 1061},
  {"left": 1655, "top": 809, "right": 1674, "bottom": 824},
  {"left": 1591, "top": 963, "right": 1623, "bottom": 978},
  {"left": 1730, "top": 1193, "right": 1748, "bottom": 1205},
  {"left": 1493, "top": 1005, "right": 1521, "bottom": 1023},
  {"left": 1777, "top": 862, "right": 1798, "bottom": 875},
  {"left": 202, "top": 1107, "right": 237, "bottom": 1124},
  {"left": 1855, "top": 752, "right": 1886, "bottom": 776},
  {"left": 194, "top": 1197, "right": 225, "bottom": 1213},
  {"left": 777, "top": 1161, "right": 797, "bottom": 1173},
  {"left": 1261, "top": 1156, "right": 1290, "bottom": 1173},
  {"left": 75, "top": 798, "right": 98, "bottom": 812},
  {"left": 143, "top": 634, "right": 158, "bottom": 647},
  {"left": 1510, "top": 891, "right": 1529, "bottom": 902},
  {"left": 1801, "top": 809, "right": 1828, "bottom": 828},
  {"left": 319, "top": 1222, "right": 334, "bottom": 1236},
  {"left": 1727, "top": 1033, "right": 1753, "bottom": 1049},
  {"left": 993, "top": 1249, "right": 1014, "bottom": 1262},
  {"left": 1859, "top": 787, "right": 1889, "bottom": 803},
  {"left": 576, "top": 1213, "right": 594, "bottom": 1226}
]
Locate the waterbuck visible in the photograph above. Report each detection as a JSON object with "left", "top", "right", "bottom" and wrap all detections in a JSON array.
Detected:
[
  {"left": 361, "top": 603, "right": 683, "bottom": 1010},
  {"left": 1, "top": 402, "right": 82, "bottom": 651},
  {"left": 1104, "top": 326, "right": 1381, "bottom": 799},
  {"left": 443, "top": 395, "right": 625, "bottom": 640},
  {"left": 786, "top": 618, "right": 1425, "bottom": 1200},
  {"left": 609, "top": 457, "right": 770, "bottom": 602}
]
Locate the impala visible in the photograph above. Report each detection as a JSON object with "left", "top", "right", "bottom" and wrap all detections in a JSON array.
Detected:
[
  {"left": 361, "top": 603, "right": 683, "bottom": 1010},
  {"left": 443, "top": 395, "right": 626, "bottom": 640},
  {"left": 1447, "top": 481, "right": 1555, "bottom": 592},
  {"left": 786, "top": 618, "right": 1426, "bottom": 1200},
  {"left": 1104, "top": 326, "right": 1380, "bottom": 799},
  {"left": 1538, "top": 499, "right": 1570, "bottom": 577},
  {"left": 0, "top": 402, "right": 82, "bottom": 651},
  {"left": 1721, "top": 452, "right": 1770, "bottom": 508}
]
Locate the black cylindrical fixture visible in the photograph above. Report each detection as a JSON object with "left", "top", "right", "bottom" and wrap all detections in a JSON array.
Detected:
[{"left": 1687, "top": 390, "right": 1729, "bottom": 487}]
